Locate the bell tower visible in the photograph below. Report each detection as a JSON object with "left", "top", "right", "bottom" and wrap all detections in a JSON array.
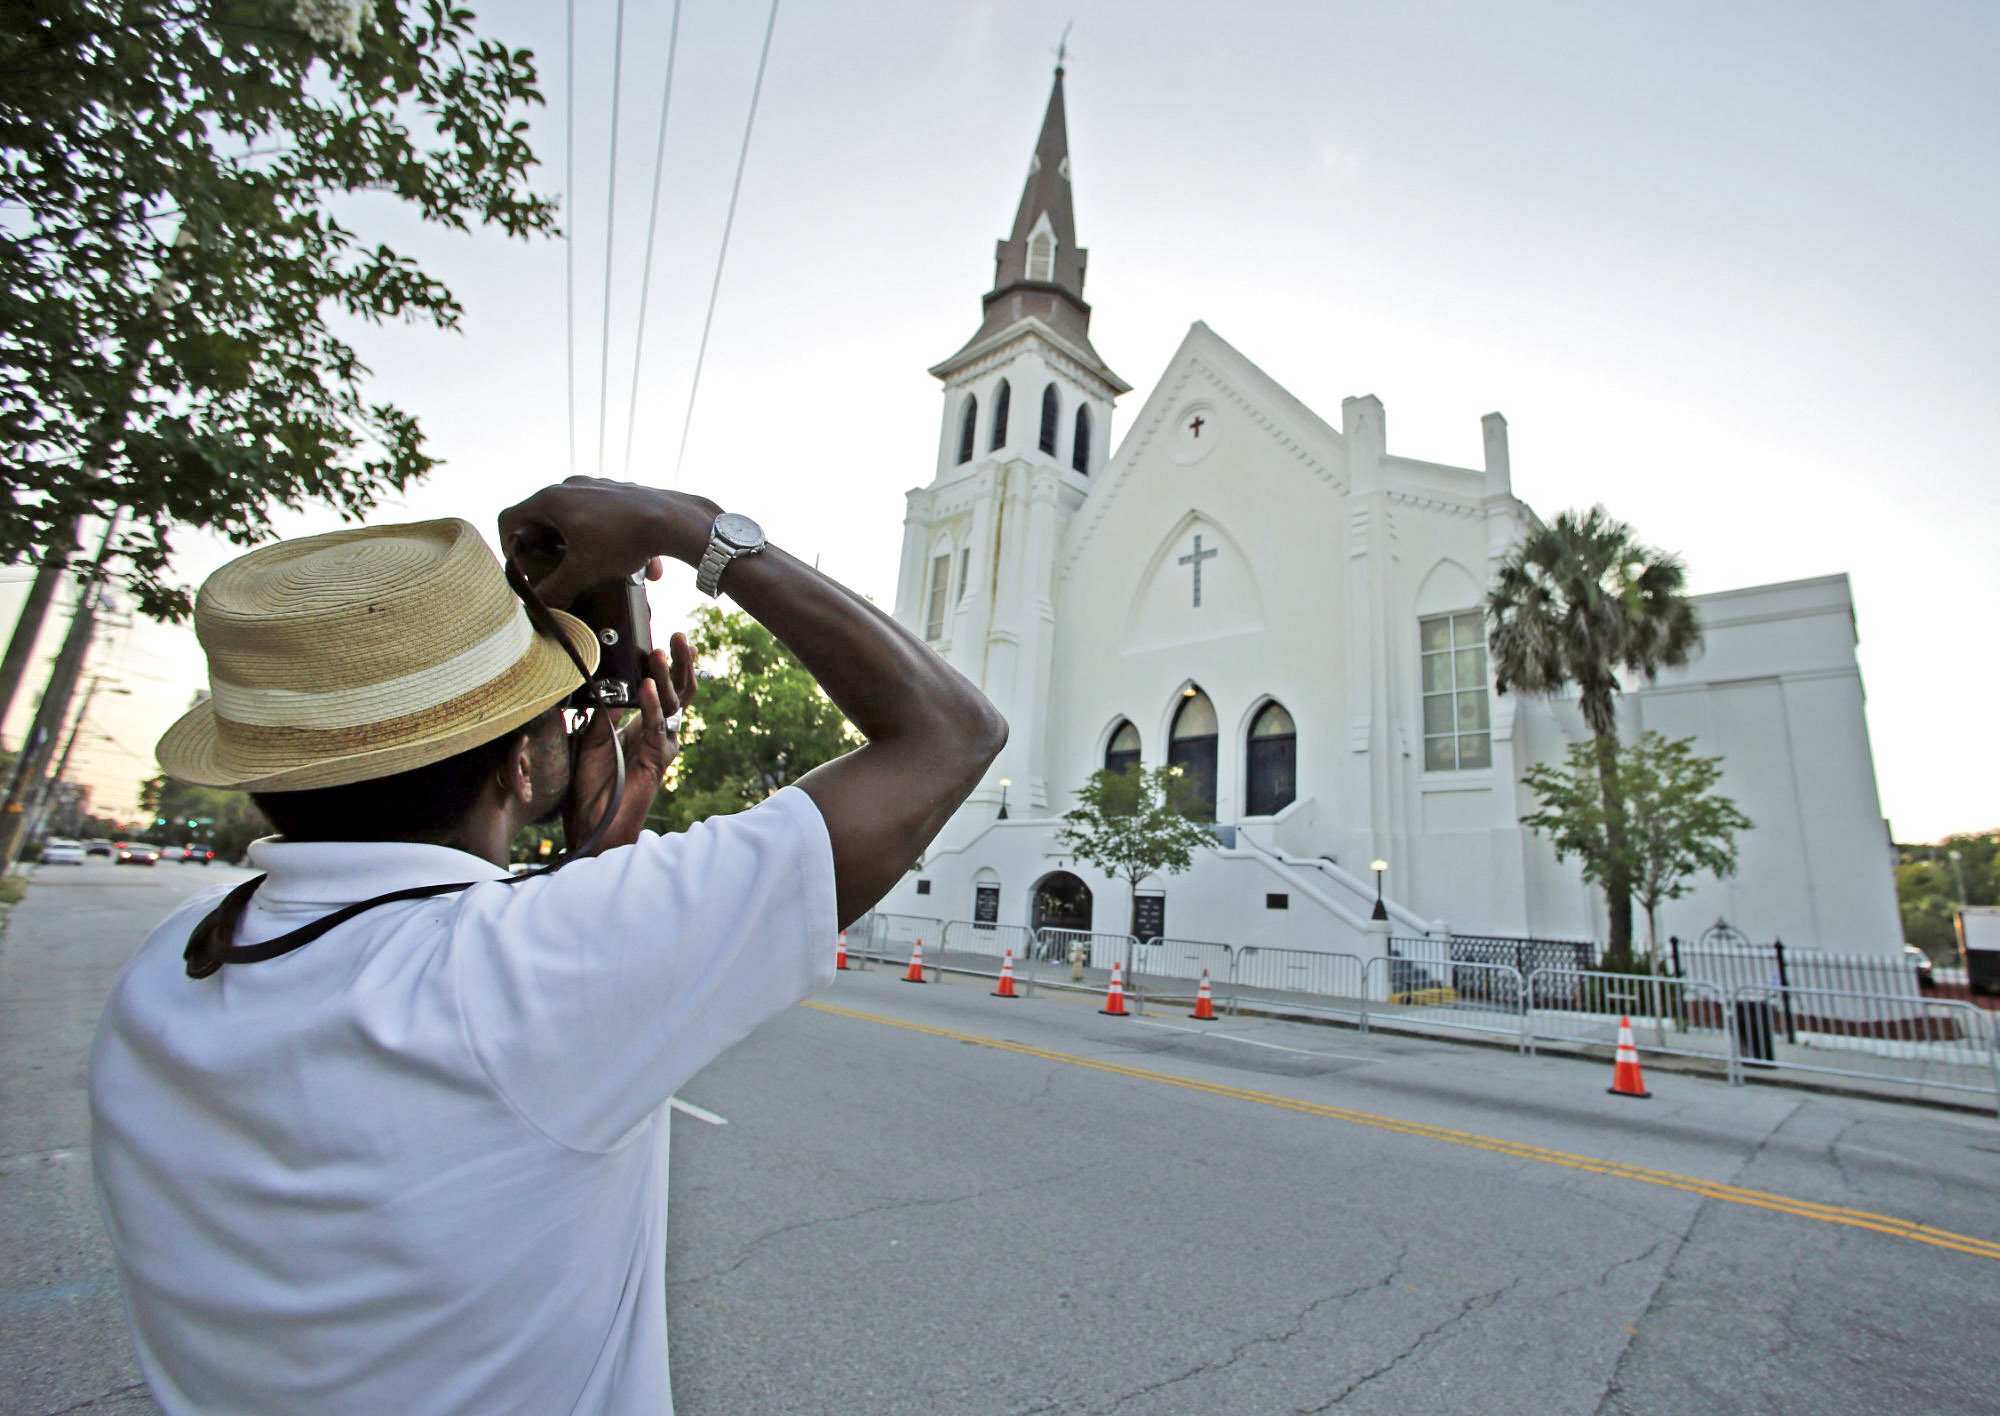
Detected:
[{"left": 893, "top": 62, "right": 1127, "bottom": 828}]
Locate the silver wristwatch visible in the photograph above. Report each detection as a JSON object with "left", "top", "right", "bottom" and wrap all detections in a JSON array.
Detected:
[{"left": 695, "top": 512, "right": 766, "bottom": 598}]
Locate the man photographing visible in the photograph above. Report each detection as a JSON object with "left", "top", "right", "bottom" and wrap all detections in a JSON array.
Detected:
[{"left": 89, "top": 479, "right": 1006, "bottom": 1414}]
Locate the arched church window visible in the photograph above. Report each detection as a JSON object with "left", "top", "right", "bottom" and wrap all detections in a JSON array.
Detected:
[
  {"left": 1244, "top": 701, "right": 1297, "bottom": 817},
  {"left": 1104, "top": 720, "right": 1140, "bottom": 777},
  {"left": 956, "top": 395, "right": 978, "bottom": 465},
  {"left": 1040, "top": 384, "right": 1059, "bottom": 456},
  {"left": 991, "top": 379, "right": 1010, "bottom": 451},
  {"left": 924, "top": 548, "right": 952, "bottom": 643},
  {"left": 1028, "top": 231, "right": 1055, "bottom": 282},
  {"left": 1072, "top": 405, "right": 1091, "bottom": 474},
  {"left": 1168, "top": 688, "right": 1219, "bottom": 821}
]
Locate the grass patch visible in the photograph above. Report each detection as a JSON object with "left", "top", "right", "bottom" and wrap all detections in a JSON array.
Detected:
[{"left": 0, "top": 875, "right": 26, "bottom": 906}]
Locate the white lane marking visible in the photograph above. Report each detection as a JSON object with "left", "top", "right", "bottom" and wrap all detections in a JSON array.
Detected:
[
  {"left": 1131, "top": 1018, "right": 1376, "bottom": 1063},
  {"left": 669, "top": 1097, "right": 728, "bottom": 1126}
]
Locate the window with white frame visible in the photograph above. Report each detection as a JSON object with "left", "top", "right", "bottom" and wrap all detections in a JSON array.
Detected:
[
  {"left": 956, "top": 547, "right": 970, "bottom": 603},
  {"left": 925, "top": 552, "right": 952, "bottom": 642},
  {"left": 1420, "top": 611, "right": 1491, "bottom": 771}
]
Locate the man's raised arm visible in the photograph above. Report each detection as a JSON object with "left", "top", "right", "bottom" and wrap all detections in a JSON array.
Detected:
[{"left": 499, "top": 478, "right": 1007, "bottom": 925}]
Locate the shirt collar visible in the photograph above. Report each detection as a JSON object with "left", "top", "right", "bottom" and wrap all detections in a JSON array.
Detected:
[{"left": 245, "top": 835, "right": 511, "bottom": 907}]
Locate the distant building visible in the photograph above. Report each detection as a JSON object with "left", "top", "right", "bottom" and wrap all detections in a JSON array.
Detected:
[{"left": 873, "top": 66, "right": 1899, "bottom": 959}]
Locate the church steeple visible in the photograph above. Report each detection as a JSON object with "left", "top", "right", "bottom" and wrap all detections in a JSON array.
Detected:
[{"left": 931, "top": 64, "right": 1126, "bottom": 393}]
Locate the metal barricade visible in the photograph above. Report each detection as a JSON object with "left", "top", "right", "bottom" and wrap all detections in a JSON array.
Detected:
[
  {"left": 1362, "top": 956, "right": 1527, "bottom": 1051},
  {"left": 1032, "top": 929, "right": 1143, "bottom": 1004},
  {"left": 1229, "top": 947, "right": 1368, "bottom": 1023},
  {"left": 938, "top": 920, "right": 1039, "bottom": 992},
  {"left": 864, "top": 912, "right": 943, "bottom": 977},
  {"left": 1128, "top": 937, "right": 1236, "bottom": 1010},
  {"left": 1524, "top": 969, "right": 1730, "bottom": 1062},
  {"left": 1727, "top": 984, "right": 2000, "bottom": 1115}
]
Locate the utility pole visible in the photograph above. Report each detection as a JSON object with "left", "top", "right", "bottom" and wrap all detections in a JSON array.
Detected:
[
  {"left": 0, "top": 514, "right": 120, "bottom": 870},
  {"left": 0, "top": 520, "right": 76, "bottom": 748},
  {"left": 19, "top": 673, "right": 110, "bottom": 843}
]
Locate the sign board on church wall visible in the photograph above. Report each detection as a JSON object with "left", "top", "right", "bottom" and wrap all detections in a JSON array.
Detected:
[{"left": 1132, "top": 891, "right": 1166, "bottom": 944}]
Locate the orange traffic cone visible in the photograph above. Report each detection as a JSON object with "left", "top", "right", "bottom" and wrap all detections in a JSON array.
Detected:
[
  {"left": 1190, "top": 970, "right": 1216, "bottom": 1021},
  {"left": 992, "top": 950, "right": 1019, "bottom": 998},
  {"left": 1099, "top": 960, "right": 1129, "bottom": 1017},
  {"left": 1607, "top": 1015, "right": 1651, "bottom": 1098},
  {"left": 902, "top": 940, "right": 927, "bottom": 984},
  {"left": 835, "top": 931, "right": 850, "bottom": 971}
]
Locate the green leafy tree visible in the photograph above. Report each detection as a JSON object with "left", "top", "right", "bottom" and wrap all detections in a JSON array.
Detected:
[
  {"left": 2, "top": 0, "right": 557, "bottom": 619},
  {"left": 1521, "top": 732, "right": 1750, "bottom": 969},
  {"left": 137, "top": 772, "right": 271, "bottom": 858},
  {"left": 1489, "top": 506, "right": 1701, "bottom": 969},
  {"left": 645, "top": 607, "right": 859, "bottom": 835},
  {"left": 1894, "top": 831, "right": 1998, "bottom": 962},
  {"left": 1055, "top": 764, "right": 1215, "bottom": 942}
]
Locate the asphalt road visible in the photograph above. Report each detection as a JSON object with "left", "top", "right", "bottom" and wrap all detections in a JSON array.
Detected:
[{"left": 6, "top": 861, "right": 1998, "bottom": 1415}]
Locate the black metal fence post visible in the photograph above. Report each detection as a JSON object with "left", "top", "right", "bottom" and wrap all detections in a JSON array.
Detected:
[
  {"left": 1773, "top": 937, "right": 1796, "bottom": 1044},
  {"left": 1669, "top": 934, "right": 1683, "bottom": 979}
]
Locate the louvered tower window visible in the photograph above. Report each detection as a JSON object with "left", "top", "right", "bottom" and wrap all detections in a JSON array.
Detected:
[
  {"left": 1072, "top": 405, "right": 1092, "bottom": 474},
  {"left": 956, "top": 396, "right": 978, "bottom": 465},
  {"left": 991, "top": 380, "right": 1010, "bottom": 451},
  {"left": 1040, "top": 384, "right": 1059, "bottom": 455}
]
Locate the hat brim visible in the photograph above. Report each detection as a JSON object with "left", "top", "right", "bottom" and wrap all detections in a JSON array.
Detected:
[{"left": 157, "top": 609, "right": 603, "bottom": 793}]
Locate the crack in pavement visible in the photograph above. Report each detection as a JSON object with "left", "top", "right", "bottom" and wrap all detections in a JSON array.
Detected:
[
  {"left": 1295, "top": 1273, "right": 1527, "bottom": 1413},
  {"left": 1090, "top": 1242, "right": 1415, "bottom": 1416},
  {"left": 42, "top": 1381, "right": 149, "bottom": 1415},
  {"left": 669, "top": 1160, "right": 1110, "bottom": 1289}
]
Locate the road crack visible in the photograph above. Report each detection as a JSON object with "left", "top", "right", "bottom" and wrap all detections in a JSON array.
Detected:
[{"left": 1295, "top": 1273, "right": 1525, "bottom": 1413}]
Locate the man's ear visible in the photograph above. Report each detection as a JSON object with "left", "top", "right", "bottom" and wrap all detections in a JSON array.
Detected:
[{"left": 497, "top": 731, "right": 537, "bottom": 809}]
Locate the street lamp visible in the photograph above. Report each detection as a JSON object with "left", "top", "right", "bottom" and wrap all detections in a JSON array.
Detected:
[
  {"left": 1370, "top": 859, "right": 1388, "bottom": 921},
  {"left": 997, "top": 778, "right": 1011, "bottom": 820},
  {"left": 1948, "top": 849, "right": 1968, "bottom": 905}
]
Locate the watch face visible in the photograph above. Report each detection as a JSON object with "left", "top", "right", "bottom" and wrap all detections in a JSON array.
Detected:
[{"left": 714, "top": 512, "right": 764, "bottom": 550}]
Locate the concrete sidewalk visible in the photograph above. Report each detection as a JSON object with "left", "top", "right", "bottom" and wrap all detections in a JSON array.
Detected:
[{"left": 1, "top": 859, "right": 249, "bottom": 1416}]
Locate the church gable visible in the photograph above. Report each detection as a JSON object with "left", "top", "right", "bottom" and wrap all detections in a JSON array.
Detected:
[
  {"left": 1060, "top": 322, "right": 1347, "bottom": 582},
  {"left": 1122, "top": 511, "right": 1267, "bottom": 652}
]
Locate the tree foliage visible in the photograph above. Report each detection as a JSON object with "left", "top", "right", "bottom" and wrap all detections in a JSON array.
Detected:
[
  {"left": 1, "top": 0, "right": 557, "bottom": 618},
  {"left": 1488, "top": 506, "right": 1701, "bottom": 966},
  {"left": 1895, "top": 831, "right": 1999, "bottom": 962},
  {"left": 137, "top": 771, "right": 271, "bottom": 858},
  {"left": 645, "top": 607, "right": 859, "bottom": 835},
  {"left": 1521, "top": 732, "right": 1750, "bottom": 967},
  {"left": 1054, "top": 764, "right": 1215, "bottom": 895}
]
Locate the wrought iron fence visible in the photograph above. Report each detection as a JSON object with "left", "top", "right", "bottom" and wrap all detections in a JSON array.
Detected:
[
  {"left": 1390, "top": 933, "right": 1596, "bottom": 977},
  {"left": 1672, "top": 921, "right": 1920, "bottom": 1000}
]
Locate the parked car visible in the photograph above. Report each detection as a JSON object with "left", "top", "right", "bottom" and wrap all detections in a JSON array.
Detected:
[
  {"left": 83, "top": 840, "right": 115, "bottom": 858},
  {"left": 115, "top": 843, "right": 160, "bottom": 866},
  {"left": 180, "top": 845, "right": 215, "bottom": 865},
  {"left": 1906, "top": 944, "right": 1936, "bottom": 990},
  {"left": 40, "top": 839, "right": 85, "bottom": 865}
]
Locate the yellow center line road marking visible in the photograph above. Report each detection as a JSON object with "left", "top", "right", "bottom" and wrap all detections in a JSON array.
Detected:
[{"left": 802, "top": 1000, "right": 2000, "bottom": 1263}]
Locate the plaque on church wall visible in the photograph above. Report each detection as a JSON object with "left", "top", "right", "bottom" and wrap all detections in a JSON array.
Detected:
[
  {"left": 974, "top": 884, "right": 1000, "bottom": 927},
  {"left": 1131, "top": 892, "right": 1166, "bottom": 944}
]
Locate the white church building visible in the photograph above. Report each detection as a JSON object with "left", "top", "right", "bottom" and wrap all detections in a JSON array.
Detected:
[{"left": 874, "top": 68, "right": 1901, "bottom": 962}]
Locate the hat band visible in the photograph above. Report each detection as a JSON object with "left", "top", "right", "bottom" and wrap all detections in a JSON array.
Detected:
[
  {"left": 208, "top": 610, "right": 536, "bottom": 730},
  {"left": 212, "top": 648, "right": 557, "bottom": 767}
]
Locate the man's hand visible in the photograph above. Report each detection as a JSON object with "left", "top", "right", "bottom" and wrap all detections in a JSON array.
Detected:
[
  {"left": 564, "top": 635, "right": 699, "bottom": 854},
  {"left": 499, "top": 478, "right": 720, "bottom": 610}
]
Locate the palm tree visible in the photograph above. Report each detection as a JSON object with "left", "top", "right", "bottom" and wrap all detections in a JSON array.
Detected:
[{"left": 1488, "top": 506, "right": 1701, "bottom": 968}]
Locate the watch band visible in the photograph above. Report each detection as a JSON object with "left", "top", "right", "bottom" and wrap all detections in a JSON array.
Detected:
[{"left": 695, "top": 538, "right": 734, "bottom": 598}]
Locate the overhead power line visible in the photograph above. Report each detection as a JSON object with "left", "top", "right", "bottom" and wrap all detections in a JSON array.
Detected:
[
  {"left": 564, "top": 0, "right": 577, "bottom": 479},
  {"left": 622, "top": 0, "right": 684, "bottom": 480},
  {"left": 595, "top": 0, "right": 630, "bottom": 477},
  {"left": 672, "top": 0, "right": 781, "bottom": 486}
]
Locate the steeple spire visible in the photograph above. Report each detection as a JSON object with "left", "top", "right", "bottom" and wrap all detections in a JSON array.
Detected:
[{"left": 931, "top": 62, "right": 1125, "bottom": 393}]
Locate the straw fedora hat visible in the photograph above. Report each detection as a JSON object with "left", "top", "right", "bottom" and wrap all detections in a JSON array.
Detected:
[{"left": 157, "top": 518, "right": 600, "bottom": 792}]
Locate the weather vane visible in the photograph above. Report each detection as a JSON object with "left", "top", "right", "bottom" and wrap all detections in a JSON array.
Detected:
[{"left": 1054, "top": 20, "right": 1072, "bottom": 72}]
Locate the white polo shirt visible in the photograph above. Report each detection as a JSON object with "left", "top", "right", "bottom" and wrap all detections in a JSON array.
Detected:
[{"left": 90, "top": 786, "right": 838, "bottom": 1416}]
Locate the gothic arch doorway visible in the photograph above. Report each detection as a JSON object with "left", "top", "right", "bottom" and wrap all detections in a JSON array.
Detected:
[{"left": 1031, "top": 871, "right": 1093, "bottom": 939}]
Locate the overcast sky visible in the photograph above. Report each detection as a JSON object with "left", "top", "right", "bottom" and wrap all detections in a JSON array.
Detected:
[{"left": 6, "top": 0, "right": 1995, "bottom": 839}]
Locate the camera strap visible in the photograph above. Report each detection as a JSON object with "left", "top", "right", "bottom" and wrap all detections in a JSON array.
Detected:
[{"left": 183, "top": 873, "right": 507, "bottom": 979}]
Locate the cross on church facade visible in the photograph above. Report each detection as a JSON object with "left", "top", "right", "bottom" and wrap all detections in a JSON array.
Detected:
[
  {"left": 1187, "top": 414, "right": 1205, "bottom": 437},
  {"left": 1178, "top": 534, "right": 1217, "bottom": 608}
]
